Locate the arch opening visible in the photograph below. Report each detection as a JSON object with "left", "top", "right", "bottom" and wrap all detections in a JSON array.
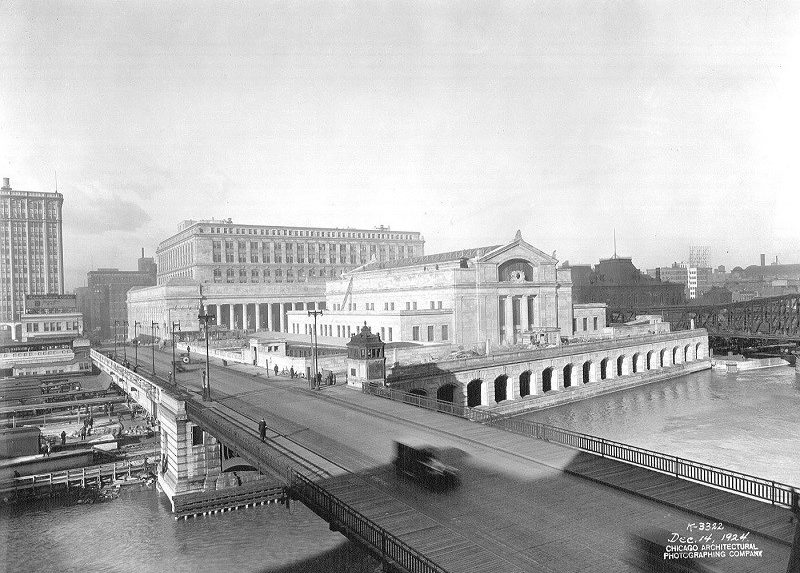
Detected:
[
  {"left": 519, "top": 371, "right": 531, "bottom": 397},
  {"left": 563, "top": 364, "right": 573, "bottom": 388},
  {"left": 494, "top": 375, "right": 508, "bottom": 403},
  {"left": 436, "top": 383, "right": 456, "bottom": 403},
  {"left": 542, "top": 368, "right": 553, "bottom": 393},
  {"left": 467, "top": 379, "right": 483, "bottom": 407},
  {"left": 600, "top": 358, "right": 609, "bottom": 380}
]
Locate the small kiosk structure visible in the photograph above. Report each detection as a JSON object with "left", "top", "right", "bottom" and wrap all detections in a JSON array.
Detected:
[{"left": 346, "top": 323, "right": 386, "bottom": 388}]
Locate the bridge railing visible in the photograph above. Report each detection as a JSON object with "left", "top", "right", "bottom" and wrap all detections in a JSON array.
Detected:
[
  {"left": 291, "top": 472, "right": 447, "bottom": 573},
  {"left": 362, "top": 384, "right": 800, "bottom": 511},
  {"left": 184, "top": 398, "right": 448, "bottom": 573}
]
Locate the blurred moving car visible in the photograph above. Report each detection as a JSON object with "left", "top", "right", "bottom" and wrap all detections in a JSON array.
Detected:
[{"left": 393, "top": 441, "right": 459, "bottom": 491}]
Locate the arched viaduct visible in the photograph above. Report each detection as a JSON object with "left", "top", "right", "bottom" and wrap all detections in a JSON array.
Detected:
[{"left": 388, "top": 330, "right": 710, "bottom": 411}]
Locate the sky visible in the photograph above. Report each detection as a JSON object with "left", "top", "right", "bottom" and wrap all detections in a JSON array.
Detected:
[{"left": 2, "top": 1, "right": 799, "bottom": 291}]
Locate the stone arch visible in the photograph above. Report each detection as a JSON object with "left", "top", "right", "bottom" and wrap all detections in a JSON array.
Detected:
[
  {"left": 646, "top": 350, "right": 656, "bottom": 370},
  {"left": 467, "top": 379, "right": 483, "bottom": 407},
  {"left": 659, "top": 348, "right": 667, "bottom": 368},
  {"left": 582, "top": 361, "right": 594, "bottom": 384},
  {"left": 695, "top": 342, "right": 704, "bottom": 360},
  {"left": 673, "top": 346, "right": 681, "bottom": 364},
  {"left": 563, "top": 363, "right": 574, "bottom": 388},
  {"left": 436, "top": 383, "right": 457, "bottom": 403},
  {"left": 684, "top": 344, "right": 692, "bottom": 363},
  {"left": 600, "top": 357, "right": 610, "bottom": 380},
  {"left": 409, "top": 388, "right": 428, "bottom": 397},
  {"left": 617, "top": 355, "right": 628, "bottom": 377},
  {"left": 632, "top": 352, "right": 641, "bottom": 373},
  {"left": 519, "top": 371, "right": 532, "bottom": 397},
  {"left": 542, "top": 367, "right": 553, "bottom": 393},
  {"left": 494, "top": 374, "right": 508, "bottom": 403}
]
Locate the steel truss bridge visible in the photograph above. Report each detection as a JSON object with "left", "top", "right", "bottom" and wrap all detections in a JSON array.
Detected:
[{"left": 609, "top": 293, "right": 800, "bottom": 344}]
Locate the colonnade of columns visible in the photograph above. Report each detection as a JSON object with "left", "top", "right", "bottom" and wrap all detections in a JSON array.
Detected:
[
  {"left": 202, "top": 300, "right": 325, "bottom": 333},
  {"left": 499, "top": 294, "right": 540, "bottom": 345}
]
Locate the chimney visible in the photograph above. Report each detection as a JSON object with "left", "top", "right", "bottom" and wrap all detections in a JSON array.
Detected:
[
  {"left": 1, "top": 178, "right": 9, "bottom": 190},
  {"left": 760, "top": 254, "right": 765, "bottom": 267},
  {"left": 141, "top": 247, "right": 145, "bottom": 259}
]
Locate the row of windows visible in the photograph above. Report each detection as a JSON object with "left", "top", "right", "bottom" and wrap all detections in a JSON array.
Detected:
[
  {"left": 203, "top": 225, "right": 418, "bottom": 241},
  {"left": 330, "top": 301, "right": 444, "bottom": 312},
  {"left": 412, "top": 324, "right": 449, "bottom": 342},
  {"left": 210, "top": 241, "right": 415, "bottom": 265},
  {"left": 25, "top": 320, "right": 81, "bottom": 332},
  {"left": 211, "top": 267, "right": 341, "bottom": 283},
  {"left": 572, "top": 316, "right": 600, "bottom": 332}
]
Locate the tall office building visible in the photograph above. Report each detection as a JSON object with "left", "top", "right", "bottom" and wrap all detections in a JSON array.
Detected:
[
  {"left": 0, "top": 178, "right": 64, "bottom": 322},
  {"left": 156, "top": 219, "right": 424, "bottom": 285}
]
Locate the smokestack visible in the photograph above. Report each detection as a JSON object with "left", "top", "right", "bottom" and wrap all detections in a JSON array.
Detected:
[
  {"left": 141, "top": 247, "right": 144, "bottom": 259},
  {"left": 760, "top": 254, "right": 765, "bottom": 267},
  {"left": 1, "top": 178, "right": 9, "bottom": 190}
]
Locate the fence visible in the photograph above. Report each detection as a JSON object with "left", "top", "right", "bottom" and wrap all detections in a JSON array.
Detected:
[
  {"left": 362, "top": 384, "right": 800, "bottom": 511},
  {"left": 184, "top": 398, "right": 449, "bottom": 573}
]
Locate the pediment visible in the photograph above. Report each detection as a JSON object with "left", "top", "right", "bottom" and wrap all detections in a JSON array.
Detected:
[{"left": 476, "top": 236, "right": 557, "bottom": 266}]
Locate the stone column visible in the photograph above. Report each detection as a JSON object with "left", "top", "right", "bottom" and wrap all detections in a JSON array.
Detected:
[
  {"left": 533, "top": 294, "right": 541, "bottom": 327},
  {"left": 523, "top": 296, "right": 531, "bottom": 331},
  {"left": 480, "top": 380, "right": 490, "bottom": 406},
  {"left": 255, "top": 303, "right": 260, "bottom": 331},
  {"left": 229, "top": 304, "right": 235, "bottom": 330},
  {"left": 277, "top": 303, "right": 284, "bottom": 332},
  {"left": 507, "top": 375, "right": 517, "bottom": 400},
  {"left": 266, "top": 303, "right": 273, "bottom": 331},
  {"left": 504, "top": 296, "right": 514, "bottom": 345}
]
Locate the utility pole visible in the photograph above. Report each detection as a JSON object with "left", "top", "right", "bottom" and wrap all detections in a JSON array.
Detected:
[
  {"left": 134, "top": 321, "right": 141, "bottom": 369},
  {"left": 308, "top": 310, "right": 323, "bottom": 390},
  {"left": 113, "top": 320, "right": 118, "bottom": 361},
  {"left": 198, "top": 285, "right": 214, "bottom": 401},
  {"left": 151, "top": 321, "right": 159, "bottom": 377},
  {"left": 171, "top": 320, "right": 181, "bottom": 386},
  {"left": 122, "top": 320, "right": 128, "bottom": 363}
]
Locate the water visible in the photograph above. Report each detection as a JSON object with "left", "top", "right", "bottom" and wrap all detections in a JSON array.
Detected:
[
  {"left": 517, "top": 364, "right": 800, "bottom": 486},
  {"left": 3, "top": 365, "right": 798, "bottom": 571},
  {"left": 0, "top": 483, "right": 378, "bottom": 573}
]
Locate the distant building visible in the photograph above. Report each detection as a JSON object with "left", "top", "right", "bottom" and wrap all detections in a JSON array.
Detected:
[
  {"left": 83, "top": 249, "right": 158, "bottom": 340},
  {"left": 20, "top": 294, "right": 83, "bottom": 342},
  {"left": 288, "top": 232, "right": 574, "bottom": 348},
  {"left": 649, "top": 262, "right": 712, "bottom": 299},
  {"left": 156, "top": 219, "right": 424, "bottom": 285},
  {"left": 0, "top": 177, "right": 65, "bottom": 323},
  {"left": 566, "top": 256, "right": 684, "bottom": 308}
]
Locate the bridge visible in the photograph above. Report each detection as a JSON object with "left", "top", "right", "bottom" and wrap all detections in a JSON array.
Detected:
[
  {"left": 609, "top": 294, "right": 800, "bottom": 348},
  {"left": 90, "top": 346, "right": 800, "bottom": 572}
]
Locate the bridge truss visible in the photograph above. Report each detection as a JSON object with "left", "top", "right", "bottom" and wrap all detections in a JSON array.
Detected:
[{"left": 608, "top": 293, "right": 800, "bottom": 343}]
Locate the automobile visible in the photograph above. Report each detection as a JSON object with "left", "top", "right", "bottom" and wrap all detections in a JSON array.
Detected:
[{"left": 393, "top": 441, "right": 459, "bottom": 491}]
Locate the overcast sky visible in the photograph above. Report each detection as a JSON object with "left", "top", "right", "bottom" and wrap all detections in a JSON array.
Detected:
[{"left": 2, "top": 1, "right": 799, "bottom": 290}]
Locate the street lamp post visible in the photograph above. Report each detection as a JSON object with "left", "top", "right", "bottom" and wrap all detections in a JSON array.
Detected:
[
  {"left": 113, "top": 320, "right": 119, "bottom": 361},
  {"left": 122, "top": 320, "right": 128, "bottom": 363},
  {"left": 171, "top": 321, "right": 181, "bottom": 385},
  {"left": 308, "top": 310, "right": 323, "bottom": 390},
  {"left": 134, "top": 321, "right": 141, "bottom": 370},
  {"left": 151, "top": 321, "right": 159, "bottom": 377}
]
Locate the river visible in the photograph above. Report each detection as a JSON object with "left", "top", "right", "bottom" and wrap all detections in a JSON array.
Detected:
[
  {"left": 515, "top": 363, "right": 800, "bottom": 486},
  {"left": 2, "top": 364, "right": 798, "bottom": 572}
]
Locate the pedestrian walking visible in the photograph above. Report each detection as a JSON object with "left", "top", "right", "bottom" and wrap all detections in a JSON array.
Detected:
[
  {"left": 45, "top": 442, "right": 52, "bottom": 457},
  {"left": 258, "top": 418, "right": 267, "bottom": 442},
  {"left": 80, "top": 425, "right": 87, "bottom": 440},
  {"left": 289, "top": 366, "right": 294, "bottom": 379},
  {"left": 274, "top": 364, "right": 278, "bottom": 377},
  {"left": 60, "top": 430, "right": 67, "bottom": 446}
]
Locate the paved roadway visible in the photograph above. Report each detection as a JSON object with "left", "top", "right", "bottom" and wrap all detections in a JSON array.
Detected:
[{"left": 118, "top": 346, "right": 793, "bottom": 573}]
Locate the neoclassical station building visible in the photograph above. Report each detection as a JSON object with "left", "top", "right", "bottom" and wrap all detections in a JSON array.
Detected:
[{"left": 287, "top": 231, "right": 586, "bottom": 348}]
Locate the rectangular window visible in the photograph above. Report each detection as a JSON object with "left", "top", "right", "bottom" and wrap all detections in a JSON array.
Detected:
[
  {"left": 412, "top": 326, "right": 420, "bottom": 341},
  {"left": 388, "top": 327, "right": 393, "bottom": 341},
  {"left": 191, "top": 426, "right": 204, "bottom": 446},
  {"left": 441, "top": 325, "right": 448, "bottom": 341},
  {"left": 413, "top": 302, "right": 417, "bottom": 310},
  {"left": 427, "top": 325, "right": 434, "bottom": 341},
  {"left": 390, "top": 303, "right": 395, "bottom": 311},
  {"left": 405, "top": 302, "right": 410, "bottom": 310},
  {"left": 593, "top": 317, "right": 598, "bottom": 330},
  {"left": 430, "top": 301, "right": 435, "bottom": 309},
  {"left": 572, "top": 318, "right": 577, "bottom": 333},
  {"left": 438, "top": 301, "right": 442, "bottom": 309}
]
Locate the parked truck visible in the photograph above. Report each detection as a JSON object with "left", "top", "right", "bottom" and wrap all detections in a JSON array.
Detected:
[{"left": 393, "top": 441, "right": 459, "bottom": 491}]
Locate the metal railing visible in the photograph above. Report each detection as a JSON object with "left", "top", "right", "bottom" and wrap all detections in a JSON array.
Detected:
[
  {"left": 184, "top": 397, "right": 449, "bottom": 573},
  {"left": 363, "top": 384, "right": 800, "bottom": 511}
]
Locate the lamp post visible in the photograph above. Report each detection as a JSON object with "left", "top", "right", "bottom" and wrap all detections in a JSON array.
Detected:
[
  {"left": 308, "top": 309, "right": 323, "bottom": 390},
  {"left": 113, "top": 320, "right": 119, "bottom": 361},
  {"left": 151, "top": 321, "right": 159, "bottom": 377},
  {"left": 122, "top": 320, "right": 128, "bottom": 363},
  {"left": 198, "top": 286, "right": 214, "bottom": 401},
  {"left": 134, "top": 321, "right": 141, "bottom": 370},
  {"left": 171, "top": 320, "right": 181, "bottom": 385}
]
